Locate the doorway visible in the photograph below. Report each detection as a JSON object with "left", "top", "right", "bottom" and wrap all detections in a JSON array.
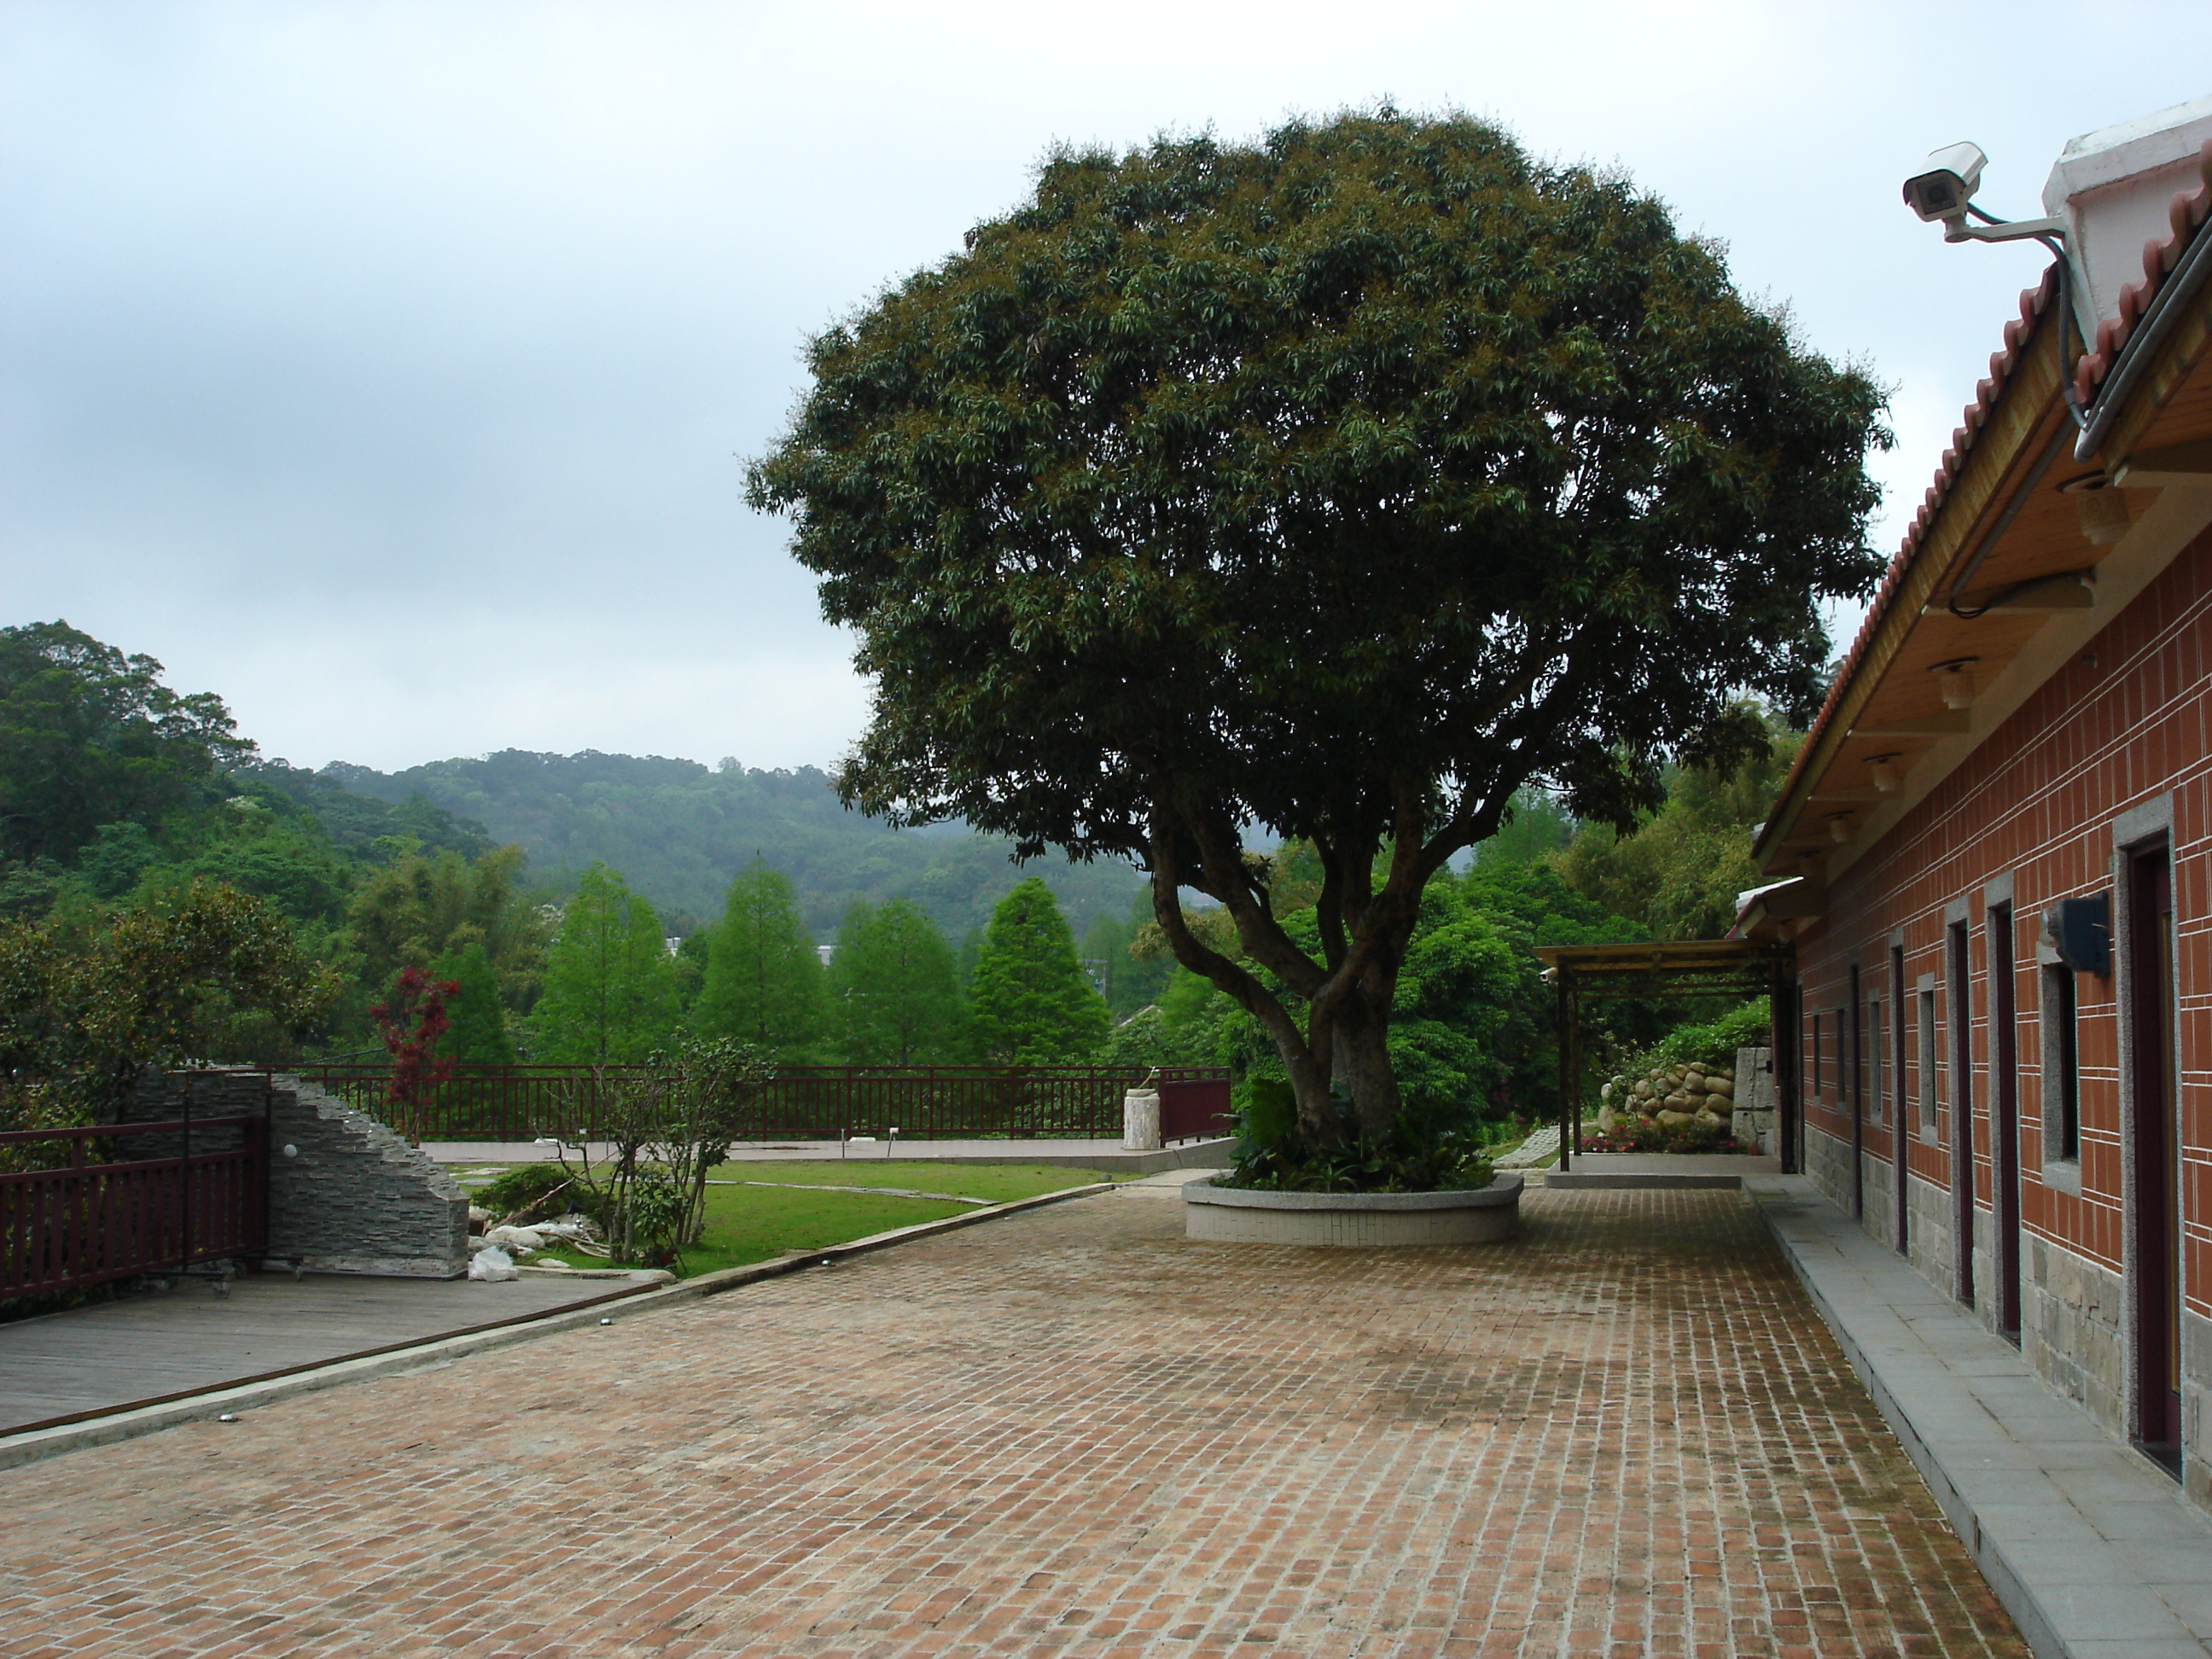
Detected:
[
  {"left": 1891, "top": 946, "right": 1908, "bottom": 1255},
  {"left": 1950, "top": 921, "right": 1975, "bottom": 1308},
  {"left": 1989, "top": 903, "right": 2022, "bottom": 1343},
  {"left": 2129, "top": 847, "right": 2181, "bottom": 1475},
  {"left": 1848, "top": 963, "right": 1864, "bottom": 1221}
]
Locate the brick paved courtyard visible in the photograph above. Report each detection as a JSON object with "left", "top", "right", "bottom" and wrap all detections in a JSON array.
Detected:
[{"left": 0, "top": 1187, "right": 2024, "bottom": 1658}]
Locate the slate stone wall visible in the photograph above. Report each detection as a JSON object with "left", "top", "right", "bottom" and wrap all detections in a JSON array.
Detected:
[{"left": 125, "top": 1069, "right": 469, "bottom": 1278}]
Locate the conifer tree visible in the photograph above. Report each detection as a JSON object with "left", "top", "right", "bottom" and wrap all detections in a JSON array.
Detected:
[
  {"left": 967, "top": 876, "right": 1109, "bottom": 1063},
  {"left": 830, "top": 896, "right": 963, "bottom": 1065},
  {"left": 433, "top": 940, "right": 516, "bottom": 1065},
  {"left": 696, "top": 859, "right": 827, "bottom": 1060},
  {"left": 530, "top": 863, "right": 676, "bottom": 1064}
]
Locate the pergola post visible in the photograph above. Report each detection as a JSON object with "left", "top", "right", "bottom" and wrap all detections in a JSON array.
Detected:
[
  {"left": 1534, "top": 940, "right": 1788, "bottom": 1173},
  {"left": 1555, "top": 970, "right": 1574, "bottom": 1174}
]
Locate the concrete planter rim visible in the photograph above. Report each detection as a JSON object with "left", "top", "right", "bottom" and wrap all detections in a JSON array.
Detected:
[{"left": 1182, "top": 1172, "right": 1524, "bottom": 1212}]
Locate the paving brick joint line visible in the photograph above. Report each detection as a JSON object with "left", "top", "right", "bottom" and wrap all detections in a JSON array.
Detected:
[{"left": 0, "top": 1189, "right": 2025, "bottom": 1658}]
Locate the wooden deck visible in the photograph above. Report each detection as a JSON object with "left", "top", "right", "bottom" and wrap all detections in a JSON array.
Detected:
[{"left": 0, "top": 1271, "right": 652, "bottom": 1435}]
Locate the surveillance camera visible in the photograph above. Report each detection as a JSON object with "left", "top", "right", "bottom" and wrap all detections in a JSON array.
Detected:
[{"left": 1903, "top": 141, "right": 1988, "bottom": 224}]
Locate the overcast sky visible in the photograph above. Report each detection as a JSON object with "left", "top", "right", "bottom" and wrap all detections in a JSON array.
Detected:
[{"left": 5, "top": 3, "right": 2208, "bottom": 775}]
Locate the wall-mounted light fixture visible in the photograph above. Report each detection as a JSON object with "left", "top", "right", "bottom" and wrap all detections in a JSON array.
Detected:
[
  {"left": 1826, "top": 813, "right": 1855, "bottom": 844},
  {"left": 1931, "top": 658, "right": 1978, "bottom": 710},
  {"left": 1865, "top": 754, "right": 1902, "bottom": 794}
]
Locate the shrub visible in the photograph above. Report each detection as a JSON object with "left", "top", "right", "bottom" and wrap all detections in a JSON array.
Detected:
[
  {"left": 474, "top": 1162, "right": 577, "bottom": 1221},
  {"left": 1637, "top": 997, "right": 1770, "bottom": 1074},
  {"left": 1217, "top": 1078, "right": 1497, "bottom": 1193}
]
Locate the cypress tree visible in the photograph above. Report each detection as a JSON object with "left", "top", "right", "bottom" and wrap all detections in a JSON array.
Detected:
[
  {"left": 967, "top": 876, "right": 1110, "bottom": 1063},
  {"left": 696, "top": 859, "right": 828, "bottom": 1060},
  {"left": 830, "top": 896, "right": 963, "bottom": 1065},
  {"left": 529, "top": 863, "right": 677, "bottom": 1064}
]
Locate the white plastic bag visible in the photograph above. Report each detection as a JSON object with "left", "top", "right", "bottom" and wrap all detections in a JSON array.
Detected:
[{"left": 469, "top": 1245, "right": 519, "bottom": 1282}]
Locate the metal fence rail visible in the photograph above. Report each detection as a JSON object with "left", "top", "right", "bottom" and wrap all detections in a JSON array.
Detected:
[
  {"left": 0, "top": 1118, "right": 267, "bottom": 1299},
  {"left": 289, "top": 1063, "right": 1234, "bottom": 1144}
]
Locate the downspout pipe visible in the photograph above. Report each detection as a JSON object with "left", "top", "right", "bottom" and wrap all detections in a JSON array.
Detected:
[{"left": 2073, "top": 216, "right": 2212, "bottom": 464}]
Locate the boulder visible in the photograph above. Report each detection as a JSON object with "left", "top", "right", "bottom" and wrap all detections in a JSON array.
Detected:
[
  {"left": 1704, "top": 1074, "right": 1735, "bottom": 1098},
  {"left": 1656, "top": 1109, "right": 1696, "bottom": 1129},
  {"left": 1663, "top": 1091, "right": 1693, "bottom": 1111}
]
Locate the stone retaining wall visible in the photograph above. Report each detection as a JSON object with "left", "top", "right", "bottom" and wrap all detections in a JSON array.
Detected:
[{"left": 126, "top": 1069, "right": 470, "bottom": 1278}]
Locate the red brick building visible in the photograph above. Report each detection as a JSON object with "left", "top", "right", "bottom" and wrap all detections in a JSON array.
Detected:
[{"left": 1741, "top": 102, "right": 2212, "bottom": 1501}]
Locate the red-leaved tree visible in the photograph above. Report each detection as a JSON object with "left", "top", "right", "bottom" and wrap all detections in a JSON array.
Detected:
[{"left": 370, "top": 967, "right": 461, "bottom": 1134}]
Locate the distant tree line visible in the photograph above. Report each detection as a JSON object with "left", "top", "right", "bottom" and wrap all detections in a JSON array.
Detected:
[{"left": 3, "top": 619, "right": 1788, "bottom": 1127}]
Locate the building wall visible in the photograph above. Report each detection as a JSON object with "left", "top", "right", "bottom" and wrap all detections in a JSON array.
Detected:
[{"left": 1792, "top": 521, "right": 2212, "bottom": 1500}]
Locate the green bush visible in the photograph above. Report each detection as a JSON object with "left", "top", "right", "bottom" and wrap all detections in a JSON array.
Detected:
[
  {"left": 1644, "top": 997, "right": 1770, "bottom": 1072},
  {"left": 1220, "top": 1084, "right": 1496, "bottom": 1194},
  {"left": 473, "top": 1162, "right": 579, "bottom": 1221}
]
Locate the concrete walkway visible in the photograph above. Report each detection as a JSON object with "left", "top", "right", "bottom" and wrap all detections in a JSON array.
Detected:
[
  {"left": 0, "top": 1270, "right": 660, "bottom": 1436},
  {"left": 1550, "top": 1152, "right": 1783, "bottom": 1190},
  {"left": 0, "top": 1185, "right": 2023, "bottom": 1657},
  {"left": 1748, "top": 1174, "right": 2212, "bottom": 1659}
]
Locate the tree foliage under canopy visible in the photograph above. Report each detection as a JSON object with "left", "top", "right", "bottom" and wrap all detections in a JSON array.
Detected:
[{"left": 749, "top": 110, "right": 1886, "bottom": 1149}]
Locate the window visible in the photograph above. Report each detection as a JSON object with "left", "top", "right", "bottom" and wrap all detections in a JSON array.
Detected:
[
  {"left": 1919, "top": 987, "right": 1939, "bottom": 1132},
  {"left": 2041, "top": 963, "right": 2079, "bottom": 1161},
  {"left": 1868, "top": 998, "right": 1885, "bottom": 1124}
]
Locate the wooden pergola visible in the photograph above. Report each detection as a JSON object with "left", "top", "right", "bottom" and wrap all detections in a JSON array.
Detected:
[{"left": 1533, "top": 940, "right": 1796, "bottom": 1173}]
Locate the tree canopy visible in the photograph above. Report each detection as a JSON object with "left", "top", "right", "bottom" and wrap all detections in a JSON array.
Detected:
[
  {"left": 530, "top": 864, "right": 677, "bottom": 1065},
  {"left": 748, "top": 110, "right": 1886, "bottom": 1149},
  {"left": 0, "top": 620, "right": 252, "bottom": 866}
]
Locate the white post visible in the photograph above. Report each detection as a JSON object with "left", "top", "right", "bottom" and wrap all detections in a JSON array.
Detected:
[{"left": 1122, "top": 1089, "right": 1162, "bottom": 1152}]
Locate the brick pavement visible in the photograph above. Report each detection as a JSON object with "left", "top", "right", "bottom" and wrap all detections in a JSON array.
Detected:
[{"left": 0, "top": 1188, "right": 2025, "bottom": 1658}]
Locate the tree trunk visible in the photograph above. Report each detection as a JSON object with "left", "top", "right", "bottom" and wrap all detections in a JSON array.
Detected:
[
  {"left": 1284, "top": 1049, "right": 1340, "bottom": 1148},
  {"left": 1329, "top": 995, "right": 1400, "bottom": 1144}
]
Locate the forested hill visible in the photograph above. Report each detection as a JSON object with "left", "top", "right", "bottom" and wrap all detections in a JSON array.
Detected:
[{"left": 324, "top": 749, "right": 1144, "bottom": 938}]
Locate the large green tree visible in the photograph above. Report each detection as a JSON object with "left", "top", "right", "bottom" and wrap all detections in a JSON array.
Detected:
[
  {"left": 529, "top": 863, "right": 677, "bottom": 1064},
  {"left": 968, "top": 877, "right": 1111, "bottom": 1063},
  {"left": 1554, "top": 725, "right": 1803, "bottom": 940},
  {"left": 0, "top": 620, "right": 253, "bottom": 866},
  {"left": 0, "top": 880, "right": 339, "bottom": 1111},
  {"left": 830, "top": 897, "right": 964, "bottom": 1064},
  {"left": 695, "top": 859, "right": 828, "bottom": 1059},
  {"left": 432, "top": 940, "right": 518, "bottom": 1065},
  {"left": 748, "top": 110, "right": 1884, "bottom": 1148}
]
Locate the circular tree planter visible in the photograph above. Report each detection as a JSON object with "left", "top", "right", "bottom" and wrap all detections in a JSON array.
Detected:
[{"left": 1182, "top": 1173, "right": 1523, "bottom": 1246}]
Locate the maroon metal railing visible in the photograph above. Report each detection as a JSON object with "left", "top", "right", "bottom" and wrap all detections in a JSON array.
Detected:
[
  {"left": 0, "top": 1117, "right": 267, "bottom": 1299},
  {"left": 289, "top": 1063, "right": 1233, "bottom": 1144}
]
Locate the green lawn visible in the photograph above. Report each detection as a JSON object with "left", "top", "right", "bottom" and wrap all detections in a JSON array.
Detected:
[
  {"left": 706, "top": 1161, "right": 1107, "bottom": 1204},
  {"left": 505, "top": 1161, "right": 1109, "bottom": 1279}
]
